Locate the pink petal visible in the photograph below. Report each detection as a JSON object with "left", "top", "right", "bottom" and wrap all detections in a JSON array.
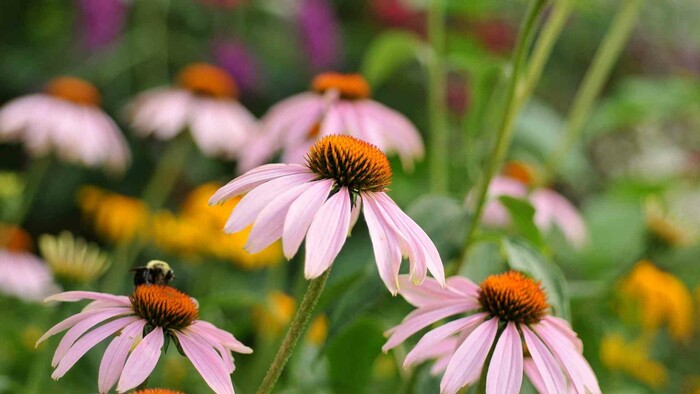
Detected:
[
  {"left": 36, "top": 306, "right": 131, "bottom": 346},
  {"left": 542, "top": 316, "right": 583, "bottom": 353},
  {"left": 98, "top": 320, "right": 146, "bottom": 393},
  {"left": 224, "top": 172, "right": 316, "bottom": 233},
  {"left": 319, "top": 103, "right": 344, "bottom": 136},
  {"left": 116, "top": 327, "right": 164, "bottom": 392},
  {"left": 486, "top": 322, "right": 523, "bottom": 394},
  {"left": 304, "top": 187, "right": 352, "bottom": 278},
  {"left": 209, "top": 164, "right": 310, "bottom": 204},
  {"left": 441, "top": 318, "right": 499, "bottom": 394},
  {"left": 282, "top": 179, "right": 334, "bottom": 259},
  {"left": 51, "top": 316, "right": 139, "bottom": 380},
  {"left": 521, "top": 325, "right": 566, "bottom": 394},
  {"left": 246, "top": 182, "right": 313, "bottom": 253},
  {"left": 524, "top": 358, "right": 548, "bottom": 394},
  {"left": 176, "top": 331, "right": 235, "bottom": 394},
  {"left": 190, "top": 321, "right": 253, "bottom": 354},
  {"left": 531, "top": 189, "right": 587, "bottom": 249},
  {"left": 396, "top": 275, "right": 479, "bottom": 308},
  {"left": 348, "top": 197, "right": 363, "bottom": 234},
  {"left": 45, "top": 291, "right": 130, "bottom": 305},
  {"left": 184, "top": 327, "right": 235, "bottom": 374},
  {"left": 363, "top": 194, "right": 402, "bottom": 294},
  {"left": 404, "top": 312, "right": 487, "bottom": 367},
  {"left": 383, "top": 302, "right": 476, "bottom": 351}
]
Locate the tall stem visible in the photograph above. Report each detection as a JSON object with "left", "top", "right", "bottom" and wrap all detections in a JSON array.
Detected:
[
  {"left": 10, "top": 157, "right": 50, "bottom": 226},
  {"left": 427, "top": 0, "right": 449, "bottom": 193},
  {"left": 104, "top": 136, "right": 193, "bottom": 293},
  {"left": 544, "top": 0, "right": 643, "bottom": 178},
  {"left": 256, "top": 269, "right": 331, "bottom": 394},
  {"left": 454, "top": 0, "right": 547, "bottom": 273}
]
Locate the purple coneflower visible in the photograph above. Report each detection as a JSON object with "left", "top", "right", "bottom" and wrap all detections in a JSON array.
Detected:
[
  {"left": 0, "top": 77, "right": 130, "bottom": 172},
  {"left": 239, "top": 73, "right": 423, "bottom": 173},
  {"left": 127, "top": 63, "right": 258, "bottom": 160},
  {"left": 38, "top": 285, "right": 252, "bottom": 393},
  {"left": 384, "top": 272, "right": 600, "bottom": 394},
  {"left": 298, "top": 0, "right": 341, "bottom": 71},
  {"left": 211, "top": 135, "right": 444, "bottom": 294},
  {"left": 77, "top": 0, "right": 129, "bottom": 51},
  {"left": 0, "top": 249, "right": 60, "bottom": 302}
]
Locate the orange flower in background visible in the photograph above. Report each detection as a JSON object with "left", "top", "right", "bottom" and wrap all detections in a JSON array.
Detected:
[
  {"left": 252, "top": 290, "right": 329, "bottom": 344},
  {"left": 77, "top": 186, "right": 151, "bottom": 244},
  {"left": 600, "top": 333, "right": 668, "bottom": 388}
]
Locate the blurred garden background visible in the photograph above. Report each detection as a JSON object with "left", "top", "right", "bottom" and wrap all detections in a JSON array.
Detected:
[{"left": 1, "top": 0, "right": 700, "bottom": 393}]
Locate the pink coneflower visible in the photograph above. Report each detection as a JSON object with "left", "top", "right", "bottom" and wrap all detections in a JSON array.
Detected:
[
  {"left": 38, "top": 285, "right": 252, "bottom": 393},
  {"left": 77, "top": 0, "right": 129, "bottom": 51},
  {"left": 0, "top": 77, "right": 130, "bottom": 172},
  {"left": 384, "top": 272, "right": 600, "bottom": 394},
  {"left": 0, "top": 249, "right": 60, "bottom": 302},
  {"left": 238, "top": 73, "right": 424, "bottom": 173},
  {"left": 472, "top": 161, "right": 587, "bottom": 248},
  {"left": 127, "top": 63, "right": 258, "bottom": 160},
  {"left": 211, "top": 135, "right": 444, "bottom": 294}
]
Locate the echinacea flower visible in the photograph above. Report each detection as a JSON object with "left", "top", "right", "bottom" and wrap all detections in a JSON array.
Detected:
[
  {"left": 127, "top": 63, "right": 258, "bottom": 160},
  {"left": 471, "top": 161, "right": 587, "bottom": 248},
  {"left": 0, "top": 76, "right": 130, "bottom": 172},
  {"left": 0, "top": 249, "right": 60, "bottom": 302},
  {"left": 38, "top": 285, "right": 252, "bottom": 393},
  {"left": 384, "top": 272, "right": 600, "bottom": 394},
  {"left": 39, "top": 231, "right": 111, "bottom": 284},
  {"left": 238, "top": 73, "right": 424, "bottom": 173},
  {"left": 211, "top": 135, "right": 444, "bottom": 293}
]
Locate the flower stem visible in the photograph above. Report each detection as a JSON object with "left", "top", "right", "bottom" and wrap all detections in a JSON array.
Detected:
[
  {"left": 256, "top": 269, "right": 331, "bottom": 394},
  {"left": 454, "top": 0, "right": 547, "bottom": 273},
  {"left": 427, "top": 0, "right": 449, "bottom": 193},
  {"left": 105, "top": 135, "right": 193, "bottom": 293},
  {"left": 10, "top": 156, "right": 51, "bottom": 226},
  {"left": 543, "top": 0, "right": 643, "bottom": 178}
]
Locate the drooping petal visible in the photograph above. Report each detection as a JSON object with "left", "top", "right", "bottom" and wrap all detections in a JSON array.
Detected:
[
  {"left": 190, "top": 321, "right": 253, "bottom": 354},
  {"left": 403, "top": 312, "right": 487, "bottom": 367},
  {"left": 184, "top": 327, "right": 235, "bottom": 374},
  {"left": 531, "top": 189, "right": 587, "bottom": 249},
  {"left": 51, "top": 316, "right": 139, "bottom": 380},
  {"left": 304, "top": 187, "right": 352, "bottom": 278},
  {"left": 209, "top": 164, "right": 311, "bottom": 204},
  {"left": 542, "top": 316, "right": 583, "bottom": 352},
  {"left": 485, "top": 322, "right": 523, "bottom": 394},
  {"left": 98, "top": 320, "right": 145, "bottom": 393},
  {"left": 363, "top": 193, "right": 402, "bottom": 294},
  {"left": 396, "top": 275, "right": 479, "bottom": 308},
  {"left": 282, "top": 179, "right": 334, "bottom": 259},
  {"left": 45, "top": 291, "right": 130, "bottom": 305},
  {"left": 36, "top": 306, "right": 131, "bottom": 346},
  {"left": 521, "top": 325, "right": 566, "bottom": 394},
  {"left": 177, "top": 331, "right": 235, "bottom": 394},
  {"left": 116, "top": 327, "right": 165, "bottom": 392},
  {"left": 441, "top": 318, "right": 499, "bottom": 394},
  {"left": 524, "top": 358, "right": 548, "bottom": 394}
]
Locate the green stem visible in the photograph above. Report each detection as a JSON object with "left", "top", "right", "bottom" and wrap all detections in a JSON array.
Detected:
[
  {"left": 104, "top": 136, "right": 193, "bottom": 293},
  {"left": 427, "top": 0, "right": 449, "bottom": 193},
  {"left": 516, "top": 0, "right": 574, "bottom": 109},
  {"left": 454, "top": 0, "right": 547, "bottom": 274},
  {"left": 256, "top": 269, "right": 331, "bottom": 394},
  {"left": 25, "top": 305, "right": 58, "bottom": 394},
  {"left": 544, "top": 0, "right": 643, "bottom": 178},
  {"left": 10, "top": 157, "right": 51, "bottom": 226}
]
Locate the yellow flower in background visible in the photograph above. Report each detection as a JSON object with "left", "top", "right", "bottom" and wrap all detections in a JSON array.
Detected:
[
  {"left": 77, "top": 186, "right": 150, "bottom": 244},
  {"left": 645, "top": 196, "right": 697, "bottom": 247},
  {"left": 618, "top": 260, "right": 694, "bottom": 341},
  {"left": 252, "top": 291, "right": 329, "bottom": 344},
  {"left": 151, "top": 211, "right": 208, "bottom": 259},
  {"left": 38, "top": 231, "right": 111, "bottom": 284},
  {"left": 600, "top": 333, "right": 668, "bottom": 388}
]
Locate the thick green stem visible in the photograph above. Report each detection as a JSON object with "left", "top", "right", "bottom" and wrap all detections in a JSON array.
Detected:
[
  {"left": 454, "top": 0, "right": 547, "bottom": 274},
  {"left": 427, "top": 0, "right": 449, "bottom": 193},
  {"left": 544, "top": 0, "right": 643, "bottom": 178},
  {"left": 256, "top": 269, "right": 331, "bottom": 394},
  {"left": 104, "top": 136, "right": 193, "bottom": 293},
  {"left": 10, "top": 157, "right": 50, "bottom": 226}
]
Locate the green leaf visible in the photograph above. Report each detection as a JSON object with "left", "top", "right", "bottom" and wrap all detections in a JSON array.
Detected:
[
  {"left": 406, "top": 194, "right": 470, "bottom": 261},
  {"left": 361, "top": 30, "right": 426, "bottom": 88},
  {"left": 326, "top": 318, "right": 386, "bottom": 393},
  {"left": 501, "top": 238, "right": 570, "bottom": 319},
  {"left": 498, "top": 195, "right": 545, "bottom": 249}
]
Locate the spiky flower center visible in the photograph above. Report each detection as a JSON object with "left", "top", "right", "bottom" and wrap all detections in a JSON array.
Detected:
[
  {"left": 45, "top": 77, "right": 100, "bottom": 106},
  {"left": 306, "top": 135, "right": 392, "bottom": 193},
  {"left": 478, "top": 271, "right": 548, "bottom": 324},
  {"left": 177, "top": 63, "right": 238, "bottom": 99},
  {"left": 311, "top": 73, "right": 371, "bottom": 100},
  {"left": 132, "top": 389, "right": 185, "bottom": 394},
  {"left": 503, "top": 161, "right": 537, "bottom": 186},
  {"left": 130, "top": 285, "right": 198, "bottom": 331}
]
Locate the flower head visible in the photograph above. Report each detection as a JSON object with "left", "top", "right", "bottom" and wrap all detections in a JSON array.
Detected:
[
  {"left": 0, "top": 76, "right": 130, "bottom": 171},
  {"left": 384, "top": 272, "right": 600, "bottom": 394},
  {"left": 127, "top": 63, "right": 258, "bottom": 160},
  {"left": 39, "top": 231, "right": 111, "bottom": 284},
  {"left": 238, "top": 72, "right": 423, "bottom": 173},
  {"left": 471, "top": 161, "right": 587, "bottom": 248},
  {"left": 38, "top": 284, "right": 252, "bottom": 393},
  {"left": 212, "top": 135, "right": 444, "bottom": 293},
  {"left": 618, "top": 260, "right": 693, "bottom": 341}
]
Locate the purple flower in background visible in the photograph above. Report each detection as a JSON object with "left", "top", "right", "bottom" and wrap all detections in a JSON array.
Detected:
[
  {"left": 212, "top": 40, "right": 261, "bottom": 94},
  {"left": 298, "top": 0, "right": 340, "bottom": 70},
  {"left": 77, "top": 0, "right": 128, "bottom": 51}
]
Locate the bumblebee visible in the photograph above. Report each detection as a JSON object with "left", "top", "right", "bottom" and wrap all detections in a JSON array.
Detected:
[{"left": 132, "top": 260, "right": 174, "bottom": 287}]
